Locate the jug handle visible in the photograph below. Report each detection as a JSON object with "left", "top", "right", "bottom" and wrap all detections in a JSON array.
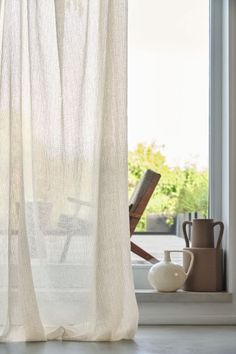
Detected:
[
  {"left": 182, "top": 249, "right": 194, "bottom": 277},
  {"left": 168, "top": 250, "right": 194, "bottom": 278},
  {"left": 182, "top": 221, "right": 192, "bottom": 247},
  {"left": 213, "top": 221, "right": 224, "bottom": 248}
]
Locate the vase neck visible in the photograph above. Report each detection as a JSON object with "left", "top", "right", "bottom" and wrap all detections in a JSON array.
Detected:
[{"left": 164, "top": 250, "right": 171, "bottom": 262}]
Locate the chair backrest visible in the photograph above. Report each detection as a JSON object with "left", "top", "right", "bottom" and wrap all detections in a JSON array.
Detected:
[{"left": 129, "top": 169, "right": 161, "bottom": 235}]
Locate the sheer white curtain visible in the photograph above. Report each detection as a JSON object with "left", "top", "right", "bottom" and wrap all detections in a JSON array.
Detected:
[{"left": 0, "top": 0, "right": 138, "bottom": 342}]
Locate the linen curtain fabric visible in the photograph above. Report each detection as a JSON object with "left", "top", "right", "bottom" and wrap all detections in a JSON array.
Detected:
[{"left": 0, "top": 0, "right": 138, "bottom": 342}]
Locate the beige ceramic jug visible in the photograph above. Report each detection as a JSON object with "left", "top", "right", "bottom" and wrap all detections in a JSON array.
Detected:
[
  {"left": 182, "top": 218, "right": 224, "bottom": 248},
  {"left": 148, "top": 250, "right": 194, "bottom": 292}
]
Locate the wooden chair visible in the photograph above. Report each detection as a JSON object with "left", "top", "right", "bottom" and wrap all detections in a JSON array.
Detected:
[
  {"left": 129, "top": 169, "right": 161, "bottom": 264},
  {"left": 58, "top": 169, "right": 161, "bottom": 263},
  {"left": 58, "top": 198, "right": 91, "bottom": 262}
]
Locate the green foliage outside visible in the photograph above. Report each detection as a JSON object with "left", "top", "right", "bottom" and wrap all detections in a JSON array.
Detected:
[{"left": 128, "top": 143, "right": 208, "bottom": 231}]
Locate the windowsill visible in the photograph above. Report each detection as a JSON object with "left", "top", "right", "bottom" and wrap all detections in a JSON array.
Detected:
[{"left": 135, "top": 290, "right": 233, "bottom": 303}]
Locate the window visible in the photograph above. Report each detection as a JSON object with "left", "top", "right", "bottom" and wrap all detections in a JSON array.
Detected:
[
  {"left": 130, "top": 0, "right": 235, "bottom": 323},
  {"left": 128, "top": 0, "right": 210, "bottom": 267}
]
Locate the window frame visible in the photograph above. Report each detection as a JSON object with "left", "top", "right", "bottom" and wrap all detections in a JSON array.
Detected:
[
  {"left": 133, "top": 0, "right": 236, "bottom": 326},
  {"left": 132, "top": 0, "right": 226, "bottom": 291}
]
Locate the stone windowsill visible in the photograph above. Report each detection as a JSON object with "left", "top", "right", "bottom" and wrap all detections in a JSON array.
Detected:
[{"left": 135, "top": 290, "right": 233, "bottom": 303}]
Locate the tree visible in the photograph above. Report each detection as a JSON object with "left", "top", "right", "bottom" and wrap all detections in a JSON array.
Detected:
[
  {"left": 128, "top": 143, "right": 208, "bottom": 231},
  {"left": 175, "top": 166, "right": 208, "bottom": 216}
]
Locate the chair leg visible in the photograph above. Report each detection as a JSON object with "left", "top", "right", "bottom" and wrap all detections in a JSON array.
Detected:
[
  {"left": 60, "top": 233, "right": 73, "bottom": 263},
  {"left": 131, "top": 241, "right": 159, "bottom": 264}
]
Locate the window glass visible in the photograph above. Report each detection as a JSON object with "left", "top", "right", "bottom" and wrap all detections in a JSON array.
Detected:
[{"left": 128, "top": 0, "right": 209, "bottom": 263}]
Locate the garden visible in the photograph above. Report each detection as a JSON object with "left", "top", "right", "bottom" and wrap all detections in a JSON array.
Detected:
[{"left": 128, "top": 143, "right": 208, "bottom": 232}]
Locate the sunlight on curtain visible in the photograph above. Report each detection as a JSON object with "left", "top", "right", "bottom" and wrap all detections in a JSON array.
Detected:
[{"left": 0, "top": 0, "right": 138, "bottom": 341}]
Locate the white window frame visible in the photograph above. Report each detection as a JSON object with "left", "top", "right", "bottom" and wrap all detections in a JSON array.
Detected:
[{"left": 134, "top": 0, "right": 236, "bottom": 325}]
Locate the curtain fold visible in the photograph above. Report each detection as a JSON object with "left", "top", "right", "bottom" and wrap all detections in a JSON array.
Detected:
[{"left": 0, "top": 0, "right": 138, "bottom": 341}]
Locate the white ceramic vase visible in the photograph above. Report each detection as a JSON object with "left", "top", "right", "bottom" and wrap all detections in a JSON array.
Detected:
[{"left": 148, "top": 250, "right": 194, "bottom": 292}]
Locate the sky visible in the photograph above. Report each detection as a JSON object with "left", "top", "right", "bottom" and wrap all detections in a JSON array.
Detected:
[{"left": 128, "top": 0, "right": 209, "bottom": 169}]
